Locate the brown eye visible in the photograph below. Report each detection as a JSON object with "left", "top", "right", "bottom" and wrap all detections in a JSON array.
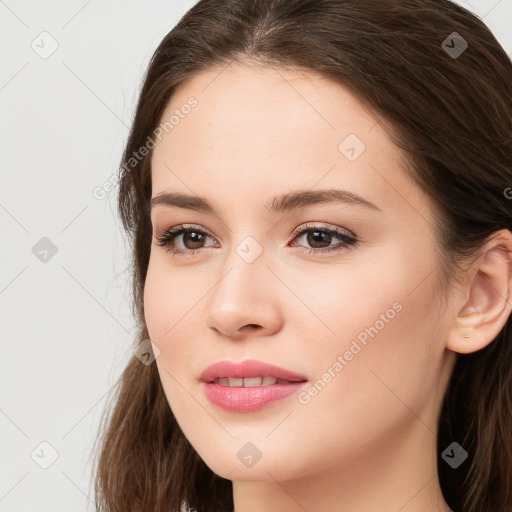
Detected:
[
  {"left": 181, "top": 231, "right": 207, "bottom": 249},
  {"left": 290, "top": 224, "right": 358, "bottom": 255},
  {"left": 305, "top": 229, "right": 334, "bottom": 249},
  {"left": 155, "top": 225, "right": 219, "bottom": 255}
]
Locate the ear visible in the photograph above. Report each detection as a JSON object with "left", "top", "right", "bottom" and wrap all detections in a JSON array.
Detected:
[{"left": 446, "top": 229, "right": 512, "bottom": 354}]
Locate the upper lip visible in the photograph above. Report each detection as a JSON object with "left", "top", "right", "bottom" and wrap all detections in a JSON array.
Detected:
[{"left": 199, "top": 359, "right": 308, "bottom": 383}]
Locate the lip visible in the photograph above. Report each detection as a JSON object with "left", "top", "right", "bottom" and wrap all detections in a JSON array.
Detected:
[
  {"left": 200, "top": 359, "right": 309, "bottom": 413},
  {"left": 199, "top": 359, "right": 308, "bottom": 383}
]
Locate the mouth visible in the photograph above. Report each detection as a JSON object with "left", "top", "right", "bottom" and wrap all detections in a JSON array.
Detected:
[
  {"left": 211, "top": 376, "right": 306, "bottom": 387},
  {"left": 199, "top": 359, "right": 309, "bottom": 412}
]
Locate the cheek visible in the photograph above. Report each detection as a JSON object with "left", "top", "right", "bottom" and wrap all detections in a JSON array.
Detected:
[
  {"left": 143, "top": 262, "right": 203, "bottom": 416},
  {"left": 143, "top": 257, "right": 201, "bottom": 348},
  {"left": 295, "top": 247, "right": 444, "bottom": 402},
  {"left": 300, "top": 267, "right": 444, "bottom": 422}
]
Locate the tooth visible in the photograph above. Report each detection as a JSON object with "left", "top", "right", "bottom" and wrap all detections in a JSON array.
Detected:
[
  {"left": 214, "top": 376, "right": 283, "bottom": 387},
  {"left": 243, "top": 377, "right": 262, "bottom": 387}
]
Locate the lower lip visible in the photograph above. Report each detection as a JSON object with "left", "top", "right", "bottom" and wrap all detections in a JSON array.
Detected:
[{"left": 203, "top": 381, "right": 308, "bottom": 412}]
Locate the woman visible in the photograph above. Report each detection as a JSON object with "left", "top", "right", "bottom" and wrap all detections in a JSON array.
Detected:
[{"left": 92, "top": 1, "right": 512, "bottom": 511}]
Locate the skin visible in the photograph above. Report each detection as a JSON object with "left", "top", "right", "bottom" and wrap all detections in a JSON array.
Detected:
[{"left": 144, "top": 61, "right": 512, "bottom": 512}]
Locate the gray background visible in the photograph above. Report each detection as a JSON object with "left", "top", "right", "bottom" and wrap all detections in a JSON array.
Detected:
[{"left": 1, "top": 1, "right": 511, "bottom": 510}]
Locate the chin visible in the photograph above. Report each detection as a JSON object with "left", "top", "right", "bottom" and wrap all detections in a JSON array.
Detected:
[{"left": 194, "top": 441, "right": 304, "bottom": 483}]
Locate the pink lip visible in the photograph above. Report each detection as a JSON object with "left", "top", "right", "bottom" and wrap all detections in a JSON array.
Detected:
[
  {"left": 199, "top": 359, "right": 309, "bottom": 413},
  {"left": 199, "top": 359, "right": 308, "bottom": 383}
]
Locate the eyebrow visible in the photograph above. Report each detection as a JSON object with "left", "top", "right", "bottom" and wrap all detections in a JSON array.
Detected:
[{"left": 150, "top": 189, "right": 381, "bottom": 214}]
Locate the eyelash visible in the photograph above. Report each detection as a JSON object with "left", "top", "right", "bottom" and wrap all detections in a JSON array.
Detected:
[{"left": 154, "top": 222, "right": 358, "bottom": 257}]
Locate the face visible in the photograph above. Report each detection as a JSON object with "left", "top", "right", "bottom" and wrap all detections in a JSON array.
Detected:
[{"left": 144, "top": 62, "right": 456, "bottom": 483}]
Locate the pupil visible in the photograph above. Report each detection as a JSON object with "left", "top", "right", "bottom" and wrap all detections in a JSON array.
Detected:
[
  {"left": 307, "top": 230, "right": 331, "bottom": 248},
  {"left": 184, "top": 231, "right": 204, "bottom": 249}
]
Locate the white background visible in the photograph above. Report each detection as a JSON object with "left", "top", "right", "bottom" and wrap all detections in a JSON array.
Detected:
[{"left": 1, "top": 1, "right": 511, "bottom": 510}]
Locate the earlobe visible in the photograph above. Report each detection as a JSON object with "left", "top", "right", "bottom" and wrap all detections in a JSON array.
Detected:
[{"left": 446, "top": 230, "right": 512, "bottom": 355}]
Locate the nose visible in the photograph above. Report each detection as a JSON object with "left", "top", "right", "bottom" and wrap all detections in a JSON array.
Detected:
[{"left": 204, "top": 248, "right": 283, "bottom": 341}]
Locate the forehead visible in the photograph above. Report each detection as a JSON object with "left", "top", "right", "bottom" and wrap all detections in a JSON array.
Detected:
[
  {"left": 158, "top": 62, "right": 385, "bottom": 154},
  {"left": 149, "top": 62, "right": 429, "bottom": 223}
]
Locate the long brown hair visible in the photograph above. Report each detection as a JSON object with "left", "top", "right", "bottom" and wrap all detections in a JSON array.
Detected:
[{"left": 92, "top": 1, "right": 512, "bottom": 511}]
